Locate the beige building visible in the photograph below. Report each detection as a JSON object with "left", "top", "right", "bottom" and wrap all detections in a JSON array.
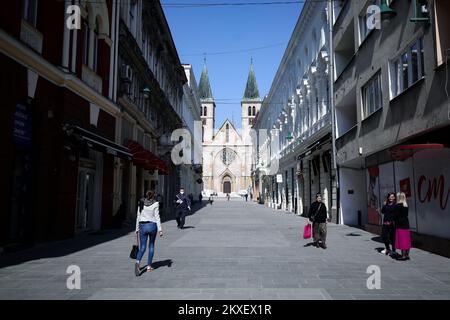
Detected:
[{"left": 200, "top": 61, "right": 261, "bottom": 196}]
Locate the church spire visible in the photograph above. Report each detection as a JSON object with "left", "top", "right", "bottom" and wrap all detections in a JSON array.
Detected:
[
  {"left": 198, "top": 59, "right": 214, "bottom": 101},
  {"left": 243, "top": 59, "right": 260, "bottom": 100}
]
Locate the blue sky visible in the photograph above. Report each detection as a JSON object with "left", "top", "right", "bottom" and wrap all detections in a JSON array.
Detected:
[{"left": 162, "top": 1, "right": 303, "bottom": 130}]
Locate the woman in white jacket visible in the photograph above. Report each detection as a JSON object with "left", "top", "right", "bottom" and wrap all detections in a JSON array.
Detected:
[{"left": 135, "top": 190, "right": 163, "bottom": 276}]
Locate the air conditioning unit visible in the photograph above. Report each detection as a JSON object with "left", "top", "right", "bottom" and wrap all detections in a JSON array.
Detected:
[{"left": 120, "top": 65, "right": 133, "bottom": 83}]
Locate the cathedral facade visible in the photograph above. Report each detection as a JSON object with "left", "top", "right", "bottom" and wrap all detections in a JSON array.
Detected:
[{"left": 200, "top": 62, "right": 261, "bottom": 196}]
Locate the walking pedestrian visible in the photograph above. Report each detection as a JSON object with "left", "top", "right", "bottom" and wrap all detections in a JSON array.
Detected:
[
  {"left": 209, "top": 195, "right": 213, "bottom": 205},
  {"left": 174, "top": 188, "right": 191, "bottom": 229},
  {"left": 199, "top": 193, "right": 203, "bottom": 203},
  {"left": 227, "top": 193, "right": 230, "bottom": 201},
  {"left": 308, "top": 193, "right": 330, "bottom": 249},
  {"left": 244, "top": 193, "right": 248, "bottom": 202},
  {"left": 135, "top": 190, "right": 163, "bottom": 276},
  {"left": 394, "top": 192, "right": 411, "bottom": 261},
  {"left": 381, "top": 192, "right": 397, "bottom": 257}
]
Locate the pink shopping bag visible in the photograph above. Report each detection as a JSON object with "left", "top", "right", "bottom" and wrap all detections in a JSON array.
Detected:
[{"left": 303, "top": 223, "right": 312, "bottom": 239}]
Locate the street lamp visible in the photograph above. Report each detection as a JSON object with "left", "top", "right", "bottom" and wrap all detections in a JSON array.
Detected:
[
  {"left": 410, "top": 0, "right": 430, "bottom": 23},
  {"left": 380, "top": 0, "right": 397, "bottom": 21},
  {"left": 141, "top": 87, "right": 151, "bottom": 100},
  {"left": 286, "top": 132, "right": 294, "bottom": 141}
]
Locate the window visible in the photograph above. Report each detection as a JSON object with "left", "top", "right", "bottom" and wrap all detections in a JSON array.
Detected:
[
  {"left": 248, "top": 106, "right": 252, "bottom": 116},
  {"left": 203, "top": 107, "right": 207, "bottom": 116},
  {"left": 82, "top": 21, "right": 89, "bottom": 66},
  {"left": 23, "top": 0, "right": 38, "bottom": 27},
  {"left": 252, "top": 106, "right": 256, "bottom": 116},
  {"left": 221, "top": 148, "right": 236, "bottom": 166},
  {"left": 129, "top": 0, "right": 137, "bottom": 35},
  {"left": 362, "top": 71, "right": 382, "bottom": 118},
  {"left": 389, "top": 38, "right": 425, "bottom": 99},
  {"left": 359, "top": 0, "right": 379, "bottom": 45},
  {"left": 434, "top": 0, "right": 450, "bottom": 66},
  {"left": 226, "top": 124, "right": 230, "bottom": 143},
  {"left": 93, "top": 19, "right": 100, "bottom": 72}
]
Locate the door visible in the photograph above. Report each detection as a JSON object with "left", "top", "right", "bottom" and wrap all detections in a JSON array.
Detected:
[
  {"left": 223, "top": 181, "right": 231, "bottom": 194},
  {"left": 9, "top": 151, "right": 33, "bottom": 242},
  {"left": 76, "top": 169, "right": 95, "bottom": 231}
]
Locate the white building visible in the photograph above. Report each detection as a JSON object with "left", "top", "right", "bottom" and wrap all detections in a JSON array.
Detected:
[
  {"left": 253, "top": 0, "right": 337, "bottom": 220},
  {"left": 180, "top": 64, "right": 203, "bottom": 200}
]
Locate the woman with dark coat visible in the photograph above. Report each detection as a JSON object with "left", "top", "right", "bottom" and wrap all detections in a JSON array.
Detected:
[
  {"left": 394, "top": 192, "right": 411, "bottom": 261},
  {"left": 381, "top": 193, "right": 396, "bottom": 256}
]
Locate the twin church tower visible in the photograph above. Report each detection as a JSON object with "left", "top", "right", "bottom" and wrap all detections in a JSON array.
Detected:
[
  {"left": 199, "top": 60, "right": 262, "bottom": 195},
  {"left": 199, "top": 60, "right": 262, "bottom": 142}
]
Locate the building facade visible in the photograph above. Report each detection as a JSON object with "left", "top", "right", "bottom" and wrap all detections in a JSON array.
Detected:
[
  {"left": 180, "top": 64, "right": 203, "bottom": 201},
  {"left": 0, "top": 0, "right": 131, "bottom": 249},
  {"left": 253, "top": 0, "right": 338, "bottom": 221},
  {"left": 116, "top": 0, "right": 187, "bottom": 223},
  {"left": 333, "top": 0, "right": 450, "bottom": 253},
  {"left": 201, "top": 62, "right": 261, "bottom": 197},
  {"left": 0, "top": 0, "right": 188, "bottom": 251}
]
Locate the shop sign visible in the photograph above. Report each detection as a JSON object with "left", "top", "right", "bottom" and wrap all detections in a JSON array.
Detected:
[{"left": 13, "top": 104, "right": 32, "bottom": 147}]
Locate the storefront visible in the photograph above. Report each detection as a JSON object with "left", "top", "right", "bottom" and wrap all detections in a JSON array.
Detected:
[{"left": 340, "top": 126, "right": 450, "bottom": 249}]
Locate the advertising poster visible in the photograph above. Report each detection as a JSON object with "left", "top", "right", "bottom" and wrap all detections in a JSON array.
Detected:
[
  {"left": 413, "top": 148, "right": 450, "bottom": 239},
  {"left": 367, "top": 166, "right": 381, "bottom": 225}
]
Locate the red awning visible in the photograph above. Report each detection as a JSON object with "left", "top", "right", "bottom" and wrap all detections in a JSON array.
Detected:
[
  {"left": 124, "top": 139, "right": 169, "bottom": 175},
  {"left": 389, "top": 144, "right": 445, "bottom": 161}
]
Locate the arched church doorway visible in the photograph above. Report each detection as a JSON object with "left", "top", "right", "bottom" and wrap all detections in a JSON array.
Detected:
[{"left": 222, "top": 176, "right": 232, "bottom": 194}]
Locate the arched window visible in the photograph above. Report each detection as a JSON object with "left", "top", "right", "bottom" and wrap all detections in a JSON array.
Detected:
[
  {"left": 252, "top": 106, "right": 256, "bottom": 116},
  {"left": 203, "top": 107, "right": 207, "bottom": 116},
  {"left": 226, "top": 124, "right": 230, "bottom": 143},
  {"left": 248, "top": 106, "right": 252, "bottom": 116}
]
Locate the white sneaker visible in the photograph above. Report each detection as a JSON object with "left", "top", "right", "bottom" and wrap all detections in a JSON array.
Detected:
[{"left": 381, "top": 249, "right": 388, "bottom": 255}]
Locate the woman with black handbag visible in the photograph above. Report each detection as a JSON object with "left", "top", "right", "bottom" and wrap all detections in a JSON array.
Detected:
[{"left": 134, "top": 190, "right": 163, "bottom": 276}]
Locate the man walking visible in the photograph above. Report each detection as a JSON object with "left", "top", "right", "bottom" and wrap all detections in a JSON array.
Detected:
[
  {"left": 175, "top": 188, "right": 191, "bottom": 229},
  {"left": 244, "top": 193, "right": 248, "bottom": 202},
  {"left": 308, "top": 193, "right": 330, "bottom": 249}
]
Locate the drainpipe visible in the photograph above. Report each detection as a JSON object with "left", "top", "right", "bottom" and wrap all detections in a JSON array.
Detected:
[{"left": 329, "top": 0, "right": 340, "bottom": 223}]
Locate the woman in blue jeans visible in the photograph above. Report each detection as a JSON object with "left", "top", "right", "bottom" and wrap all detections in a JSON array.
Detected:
[{"left": 135, "top": 191, "right": 163, "bottom": 276}]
